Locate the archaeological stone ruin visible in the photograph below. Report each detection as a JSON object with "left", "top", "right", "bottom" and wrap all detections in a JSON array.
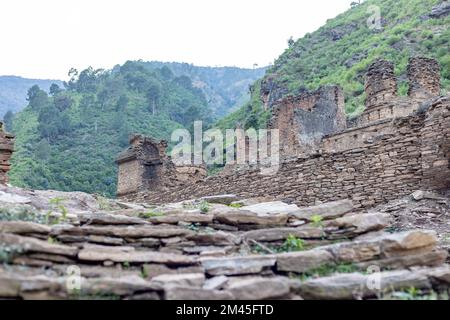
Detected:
[
  {"left": 0, "top": 122, "right": 14, "bottom": 185},
  {"left": 0, "top": 56, "right": 449, "bottom": 301},
  {"left": 116, "top": 57, "right": 450, "bottom": 210}
]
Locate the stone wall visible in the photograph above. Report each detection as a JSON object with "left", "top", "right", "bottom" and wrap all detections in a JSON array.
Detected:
[
  {"left": 116, "top": 135, "right": 206, "bottom": 197},
  {"left": 268, "top": 85, "right": 346, "bottom": 155},
  {"left": 0, "top": 122, "right": 14, "bottom": 185},
  {"left": 118, "top": 57, "right": 448, "bottom": 209},
  {"left": 407, "top": 57, "right": 441, "bottom": 100},
  {"left": 124, "top": 97, "right": 449, "bottom": 209},
  {"left": 364, "top": 59, "right": 397, "bottom": 110}
]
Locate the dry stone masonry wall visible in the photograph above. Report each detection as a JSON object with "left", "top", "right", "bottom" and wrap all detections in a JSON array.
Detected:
[
  {"left": 0, "top": 188, "right": 449, "bottom": 300},
  {"left": 0, "top": 122, "right": 14, "bottom": 185},
  {"left": 119, "top": 57, "right": 449, "bottom": 210}
]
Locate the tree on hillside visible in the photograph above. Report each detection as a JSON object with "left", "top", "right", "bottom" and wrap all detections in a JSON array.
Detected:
[
  {"left": 160, "top": 66, "right": 174, "bottom": 80},
  {"left": 115, "top": 95, "right": 129, "bottom": 112},
  {"left": 288, "top": 37, "right": 295, "bottom": 47},
  {"left": 37, "top": 104, "right": 71, "bottom": 142},
  {"left": 97, "top": 89, "right": 109, "bottom": 110},
  {"left": 27, "top": 85, "right": 49, "bottom": 110},
  {"left": 3, "top": 110, "right": 14, "bottom": 132},
  {"left": 35, "top": 139, "right": 51, "bottom": 162},
  {"left": 49, "top": 84, "right": 62, "bottom": 96},
  {"left": 54, "top": 94, "right": 73, "bottom": 112},
  {"left": 147, "top": 81, "right": 161, "bottom": 115}
]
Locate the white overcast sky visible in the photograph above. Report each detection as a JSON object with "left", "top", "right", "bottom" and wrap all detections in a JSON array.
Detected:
[{"left": 0, "top": 0, "right": 353, "bottom": 80}]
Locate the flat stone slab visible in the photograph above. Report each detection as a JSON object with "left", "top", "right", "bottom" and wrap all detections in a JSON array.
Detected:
[
  {"left": 79, "top": 213, "right": 149, "bottom": 225},
  {"left": 290, "top": 200, "right": 354, "bottom": 221},
  {"left": 203, "top": 276, "right": 228, "bottom": 290},
  {"left": 151, "top": 273, "right": 205, "bottom": 288},
  {"left": 277, "top": 250, "right": 335, "bottom": 273},
  {"left": 82, "top": 275, "right": 162, "bottom": 297},
  {"left": 228, "top": 277, "right": 290, "bottom": 300},
  {"left": 199, "top": 195, "right": 240, "bottom": 205},
  {"left": 243, "top": 226, "right": 325, "bottom": 242},
  {"left": 149, "top": 214, "right": 213, "bottom": 225},
  {"left": 325, "top": 212, "right": 390, "bottom": 236},
  {"left": 0, "top": 191, "right": 31, "bottom": 204},
  {"left": 241, "top": 201, "right": 300, "bottom": 215},
  {"left": 53, "top": 225, "right": 194, "bottom": 239},
  {"left": 164, "top": 286, "right": 234, "bottom": 300},
  {"left": 78, "top": 247, "right": 196, "bottom": 266},
  {"left": 187, "top": 231, "right": 241, "bottom": 246},
  {"left": 298, "top": 269, "right": 432, "bottom": 300},
  {"left": 201, "top": 255, "right": 276, "bottom": 276},
  {"left": 0, "top": 233, "right": 78, "bottom": 257},
  {"left": 0, "top": 221, "right": 51, "bottom": 235},
  {"left": 215, "top": 210, "right": 288, "bottom": 226}
]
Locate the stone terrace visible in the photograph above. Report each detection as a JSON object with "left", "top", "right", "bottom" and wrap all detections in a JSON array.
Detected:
[{"left": 0, "top": 186, "right": 449, "bottom": 300}]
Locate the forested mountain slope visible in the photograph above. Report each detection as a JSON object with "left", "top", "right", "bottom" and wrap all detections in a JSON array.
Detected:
[
  {"left": 0, "top": 76, "right": 62, "bottom": 116},
  {"left": 9, "top": 62, "right": 211, "bottom": 196},
  {"left": 136, "top": 61, "right": 266, "bottom": 117},
  {"left": 218, "top": 0, "right": 450, "bottom": 130}
]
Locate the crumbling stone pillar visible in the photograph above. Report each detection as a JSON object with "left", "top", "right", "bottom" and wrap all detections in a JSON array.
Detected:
[
  {"left": 407, "top": 57, "right": 441, "bottom": 101},
  {"left": 0, "top": 122, "right": 14, "bottom": 185},
  {"left": 364, "top": 59, "right": 397, "bottom": 110}
]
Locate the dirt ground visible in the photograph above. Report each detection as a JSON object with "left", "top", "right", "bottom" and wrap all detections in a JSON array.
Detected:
[{"left": 370, "top": 190, "right": 450, "bottom": 257}]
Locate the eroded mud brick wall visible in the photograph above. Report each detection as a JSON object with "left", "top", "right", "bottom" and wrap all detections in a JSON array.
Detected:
[{"left": 0, "top": 122, "right": 14, "bottom": 184}]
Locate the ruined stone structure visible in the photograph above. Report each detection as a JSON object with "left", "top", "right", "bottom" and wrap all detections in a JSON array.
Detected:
[
  {"left": 357, "top": 57, "right": 441, "bottom": 126},
  {"left": 268, "top": 85, "right": 346, "bottom": 155},
  {"left": 117, "top": 57, "right": 449, "bottom": 209},
  {"left": 0, "top": 122, "right": 14, "bottom": 184},
  {"left": 116, "top": 134, "right": 206, "bottom": 198}
]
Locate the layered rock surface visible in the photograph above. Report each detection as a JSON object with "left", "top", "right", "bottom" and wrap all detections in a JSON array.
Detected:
[{"left": 0, "top": 186, "right": 449, "bottom": 300}]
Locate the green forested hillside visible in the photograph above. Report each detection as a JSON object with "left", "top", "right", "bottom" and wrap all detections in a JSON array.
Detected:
[
  {"left": 0, "top": 76, "right": 62, "bottom": 117},
  {"left": 9, "top": 62, "right": 211, "bottom": 196},
  {"left": 218, "top": 0, "right": 450, "bottom": 130},
  {"left": 139, "top": 62, "right": 267, "bottom": 117}
]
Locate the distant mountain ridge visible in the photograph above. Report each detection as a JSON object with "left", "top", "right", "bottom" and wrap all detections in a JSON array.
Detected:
[
  {"left": 128, "top": 61, "right": 267, "bottom": 118},
  {"left": 1, "top": 63, "right": 266, "bottom": 119},
  {"left": 0, "top": 76, "right": 62, "bottom": 117}
]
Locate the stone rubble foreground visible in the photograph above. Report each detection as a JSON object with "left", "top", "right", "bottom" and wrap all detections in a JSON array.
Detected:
[{"left": 0, "top": 185, "right": 449, "bottom": 300}]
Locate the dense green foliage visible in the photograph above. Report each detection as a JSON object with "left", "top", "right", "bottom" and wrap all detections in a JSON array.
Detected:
[
  {"left": 219, "top": 0, "right": 450, "bottom": 129},
  {"left": 0, "top": 76, "right": 62, "bottom": 117},
  {"left": 9, "top": 62, "right": 212, "bottom": 197}
]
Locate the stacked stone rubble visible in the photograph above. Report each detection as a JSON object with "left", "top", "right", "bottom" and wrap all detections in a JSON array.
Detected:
[
  {"left": 364, "top": 59, "right": 397, "bottom": 110},
  {"left": 119, "top": 57, "right": 447, "bottom": 210},
  {"left": 408, "top": 57, "right": 441, "bottom": 101},
  {"left": 0, "top": 122, "right": 14, "bottom": 184},
  {"left": 1, "top": 191, "right": 449, "bottom": 300}
]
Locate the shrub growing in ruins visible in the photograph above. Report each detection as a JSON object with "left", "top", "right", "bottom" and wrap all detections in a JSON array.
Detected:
[
  {"left": 198, "top": 201, "right": 210, "bottom": 214},
  {"left": 279, "top": 235, "right": 306, "bottom": 252},
  {"left": 310, "top": 215, "right": 324, "bottom": 228}
]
